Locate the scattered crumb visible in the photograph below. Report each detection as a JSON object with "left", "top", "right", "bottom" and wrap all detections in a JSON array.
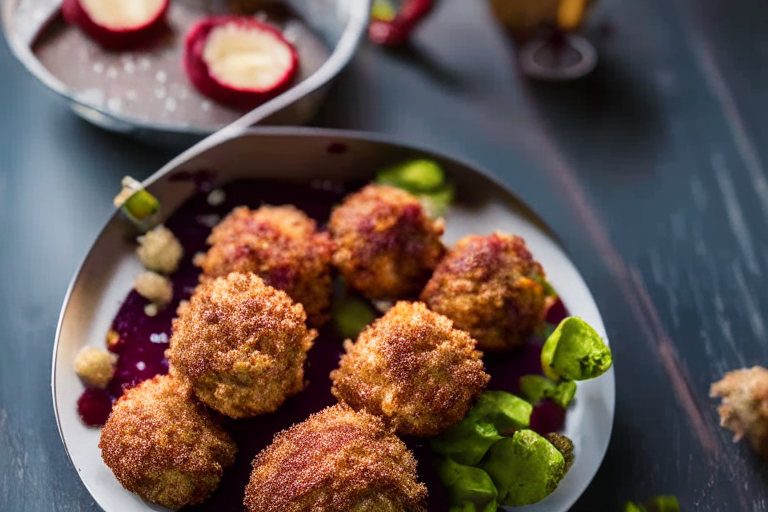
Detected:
[
  {"left": 75, "top": 347, "right": 117, "bottom": 389},
  {"left": 207, "top": 189, "right": 226, "bottom": 206},
  {"left": 106, "top": 330, "right": 120, "bottom": 350},
  {"left": 144, "top": 303, "right": 159, "bottom": 317},
  {"left": 193, "top": 252, "right": 207, "bottom": 267},
  {"left": 372, "top": 299, "right": 395, "bottom": 314},
  {"left": 135, "top": 271, "right": 173, "bottom": 306},
  {"left": 711, "top": 366, "right": 768, "bottom": 457},
  {"left": 136, "top": 225, "right": 184, "bottom": 274}
]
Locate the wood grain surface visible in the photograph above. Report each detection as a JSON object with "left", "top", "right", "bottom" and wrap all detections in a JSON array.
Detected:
[{"left": 2, "top": 0, "right": 767, "bottom": 510}]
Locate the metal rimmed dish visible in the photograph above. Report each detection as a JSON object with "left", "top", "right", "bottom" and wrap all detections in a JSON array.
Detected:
[
  {"left": 2, "top": 0, "right": 371, "bottom": 147},
  {"left": 52, "top": 126, "right": 615, "bottom": 512}
]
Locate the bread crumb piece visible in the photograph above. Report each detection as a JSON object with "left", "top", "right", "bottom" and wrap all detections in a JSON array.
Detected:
[
  {"left": 144, "top": 303, "right": 159, "bottom": 317},
  {"left": 207, "top": 189, "right": 226, "bottom": 206},
  {"left": 135, "top": 271, "right": 173, "bottom": 305},
  {"left": 136, "top": 225, "right": 183, "bottom": 274},
  {"left": 75, "top": 347, "right": 117, "bottom": 389},
  {"left": 711, "top": 366, "right": 768, "bottom": 457},
  {"left": 106, "top": 330, "right": 120, "bottom": 350}
]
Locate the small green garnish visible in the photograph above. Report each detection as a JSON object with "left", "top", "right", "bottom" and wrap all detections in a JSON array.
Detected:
[
  {"left": 371, "top": 0, "right": 397, "bottom": 21},
  {"left": 431, "top": 391, "right": 532, "bottom": 465},
  {"left": 519, "top": 375, "right": 577, "bottom": 408},
  {"left": 377, "top": 158, "right": 446, "bottom": 193},
  {"left": 332, "top": 295, "right": 377, "bottom": 339},
  {"left": 124, "top": 189, "right": 160, "bottom": 221},
  {"left": 437, "top": 458, "right": 498, "bottom": 512},
  {"left": 532, "top": 273, "right": 558, "bottom": 297},
  {"left": 624, "top": 503, "right": 647, "bottom": 512},
  {"left": 541, "top": 317, "right": 612, "bottom": 382}
]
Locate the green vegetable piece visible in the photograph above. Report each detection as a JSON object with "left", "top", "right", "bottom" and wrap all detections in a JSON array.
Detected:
[
  {"left": 123, "top": 189, "right": 160, "bottom": 221},
  {"left": 541, "top": 317, "right": 612, "bottom": 381},
  {"left": 418, "top": 184, "right": 455, "bottom": 218},
  {"left": 624, "top": 502, "right": 648, "bottom": 512},
  {"left": 377, "top": 159, "right": 446, "bottom": 193},
  {"left": 645, "top": 495, "right": 680, "bottom": 512},
  {"left": 551, "top": 380, "right": 577, "bottom": 408},
  {"left": 431, "top": 391, "right": 532, "bottom": 465},
  {"left": 371, "top": 0, "right": 397, "bottom": 21},
  {"left": 532, "top": 273, "right": 557, "bottom": 297},
  {"left": 431, "top": 421, "right": 503, "bottom": 466},
  {"left": 480, "top": 430, "right": 566, "bottom": 507},
  {"left": 546, "top": 433, "right": 575, "bottom": 473},
  {"left": 519, "top": 375, "right": 556, "bottom": 404},
  {"left": 332, "top": 295, "right": 377, "bottom": 339},
  {"left": 437, "top": 458, "right": 498, "bottom": 512}
]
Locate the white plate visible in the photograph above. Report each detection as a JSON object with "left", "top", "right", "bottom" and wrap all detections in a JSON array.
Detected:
[{"left": 53, "top": 128, "right": 615, "bottom": 512}]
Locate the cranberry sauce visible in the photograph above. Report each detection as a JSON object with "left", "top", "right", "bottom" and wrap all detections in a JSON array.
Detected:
[{"left": 78, "top": 178, "right": 570, "bottom": 512}]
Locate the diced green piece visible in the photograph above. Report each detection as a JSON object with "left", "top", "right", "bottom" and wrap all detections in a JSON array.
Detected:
[
  {"left": 123, "top": 189, "right": 160, "bottom": 221},
  {"left": 418, "top": 184, "right": 455, "bottom": 218},
  {"left": 519, "top": 375, "right": 556, "bottom": 404},
  {"left": 371, "top": 0, "right": 397, "bottom": 21},
  {"left": 551, "top": 380, "right": 577, "bottom": 408},
  {"left": 480, "top": 430, "right": 566, "bottom": 507},
  {"left": 437, "top": 458, "right": 498, "bottom": 512},
  {"left": 624, "top": 502, "right": 648, "bottom": 512},
  {"left": 431, "top": 391, "right": 531, "bottom": 465},
  {"left": 332, "top": 295, "right": 377, "bottom": 339},
  {"left": 541, "top": 317, "right": 612, "bottom": 381},
  {"left": 645, "top": 496, "right": 680, "bottom": 512},
  {"left": 545, "top": 433, "right": 575, "bottom": 473},
  {"left": 431, "top": 421, "right": 503, "bottom": 466},
  {"left": 377, "top": 159, "right": 446, "bottom": 193}
]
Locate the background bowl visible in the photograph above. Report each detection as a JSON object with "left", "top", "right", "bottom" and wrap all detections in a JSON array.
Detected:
[
  {"left": 53, "top": 127, "right": 615, "bottom": 512},
  {"left": 2, "top": 0, "right": 370, "bottom": 147}
]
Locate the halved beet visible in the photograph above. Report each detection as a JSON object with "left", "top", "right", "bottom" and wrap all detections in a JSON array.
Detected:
[
  {"left": 184, "top": 17, "right": 298, "bottom": 110},
  {"left": 62, "top": 0, "right": 169, "bottom": 50}
]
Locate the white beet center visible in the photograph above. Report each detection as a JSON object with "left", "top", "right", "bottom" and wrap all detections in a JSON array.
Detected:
[
  {"left": 80, "top": 0, "right": 165, "bottom": 29},
  {"left": 203, "top": 23, "right": 293, "bottom": 91}
]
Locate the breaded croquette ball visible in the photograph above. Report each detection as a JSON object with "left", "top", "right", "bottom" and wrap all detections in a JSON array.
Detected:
[
  {"left": 244, "top": 404, "right": 427, "bottom": 512},
  {"left": 136, "top": 225, "right": 184, "bottom": 274},
  {"left": 99, "top": 375, "right": 236, "bottom": 510},
  {"left": 75, "top": 347, "right": 117, "bottom": 389},
  {"left": 166, "top": 273, "right": 316, "bottom": 418},
  {"left": 331, "top": 301, "right": 489, "bottom": 437},
  {"left": 329, "top": 184, "right": 445, "bottom": 299},
  {"left": 711, "top": 366, "right": 768, "bottom": 457},
  {"left": 420, "top": 232, "right": 548, "bottom": 352},
  {"left": 197, "top": 206, "right": 334, "bottom": 326}
]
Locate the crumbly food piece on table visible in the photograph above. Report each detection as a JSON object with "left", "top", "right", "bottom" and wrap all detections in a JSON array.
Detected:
[
  {"left": 711, "top": 366, "right": 768, "bottom": 457},
  {"left": 197, "top": 205, "right": 333, "bottom": 326},
  {"left": 134, "top": 271, "right": 173, "bottom": 305},
  {"left": 136, "top": 225, "right": 184, "bottom": 274},
  {"left": 166, "top": 273, "right": 316, "bottom": 418},
  {"left": 244, "top": 404, "right": 427, "bottom": 512},
  {"left": 331, "top": 301, "right": 489, "bottom": 437},
  {"left": 329, "top": 184, "right": 445, "bottom": 300},
  {"left": 75, "top": 347, "right": 117, "bottom": 389},
  {"left": 421, "top": 232, "right": 548, "bottom": 352},
  {"left": 99, "top": 375, "right": 236, "bottom": 510}
]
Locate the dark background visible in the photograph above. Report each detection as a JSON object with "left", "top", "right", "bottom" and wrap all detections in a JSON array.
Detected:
[{"left": 2, "top": 0, "right": 768, "bottom": 510}]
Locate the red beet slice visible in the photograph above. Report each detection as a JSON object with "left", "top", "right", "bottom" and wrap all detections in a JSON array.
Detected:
[
  {"left": 184, "top": 17, "right": 298, "bottom": 110},
  {"left": 61, "top": 0, "right": 169, "bottom": 50}
]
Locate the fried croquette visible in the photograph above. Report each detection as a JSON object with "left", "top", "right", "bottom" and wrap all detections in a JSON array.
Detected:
[
  {"left": 331, "top": 301, "right": 489, "bottom": 437},
  {"left": 196, "top": 205, "right": 334, "bottom": 326},
  {"left": 329, "top": 184, "right": 445, "bottom": 299},
  {"left": 99, "top": 375, "right": 236, "bottom": 510},
  {"left": 166, "top": 273, "right": 316, "bottom": 418},
  {"left": 420, "top": 232, "right": 548, "bottom": 352},
  {"left": 244, "top": 404, "right": 427, "bottom": 512},
  {"left": 711, "top": 366, "right": 768, "bottom": 457}
]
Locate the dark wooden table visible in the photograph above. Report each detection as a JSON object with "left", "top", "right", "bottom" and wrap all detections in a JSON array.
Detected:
[{"left": 2, "top": 0, "right": 767, "bottom": 510}]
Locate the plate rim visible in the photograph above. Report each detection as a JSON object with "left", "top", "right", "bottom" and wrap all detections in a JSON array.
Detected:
[{"left": 52, "top": 126, "right": 615, "bottom": 512}]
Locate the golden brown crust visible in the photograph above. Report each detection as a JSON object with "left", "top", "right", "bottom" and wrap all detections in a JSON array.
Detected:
[
  {"left": 99, "top": 375, "right": 236, "bottom": 510},
  {"left": 197, "top": 205, "right": 334, "bottom": 326},
  {"left": 330, "top": 301, "right": 489, "bottom": 437},
  {"left": 329, "top": 184, "right": 445, "bottom": 300},
  {"left": 244, "top": 404, "right": 427, "bottom": 512},
  {"left": 420, "top": 232, "right": 547, "bottom": 352},
  {"left": 166, "top": 273, "right": 316, "bottom": 418},
  {"left": 711, "top": 366, "right": 768, "bottom": 457}
]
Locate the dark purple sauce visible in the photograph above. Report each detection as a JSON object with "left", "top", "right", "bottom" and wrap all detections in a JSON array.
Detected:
[{"left": 78, "top": 179, "right": 571, "bottom": 512}]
